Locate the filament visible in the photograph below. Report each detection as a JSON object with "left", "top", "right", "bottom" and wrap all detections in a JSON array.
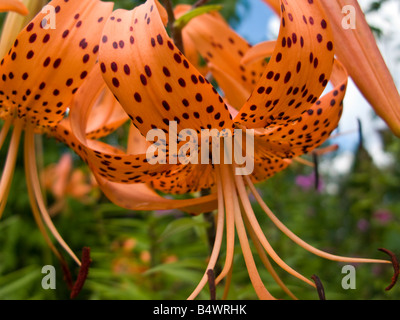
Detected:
[
  {"left": 244, "top": 175, "right": 391, "bottom": 265},
  {"left": 243, "top": 212, "right": 298, "bottom": 300},
  {"left": 221, "top": 262, "right": 233, "bottom": 300},
  {"left": 24, "top": 124, "right": 81, "bottom": 266},
  {"left": 0, "top": 120, "right": 23, "bottom": 219},
  {"left": 0, "top": 118, "right": 12, "bottom": 151},
  {"left": 188, "top": 166, "right": 225, "bottom": 300},
  {"left": 221, "top": 164, "right": 275, "bottom": 300},
  {"left": 215, "top": 165, "right": 235, "bottom": 285},
  {"left": 234, "top": 171, "right": 316, "bottom": 287}
]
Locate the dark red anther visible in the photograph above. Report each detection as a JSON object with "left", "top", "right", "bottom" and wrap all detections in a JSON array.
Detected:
[
  {"left": 70, "top": 247, "right": 92, "bottom": 299},
  {"left": 378, "top": 248, "right": 399, "bottom": 291},
  {"left": 311, "top": 274, "right": 326, "bottom": 300},
  {"left": 207, "top": 269, "right": 216, "bottom": 300}
]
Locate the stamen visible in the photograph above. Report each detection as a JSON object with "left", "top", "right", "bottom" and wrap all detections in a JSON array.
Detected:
[
  {"left": 221, "top": 165, "right": 275, "bottom": 300},
  {"left": 311, "top": 144, "right": 339, "bottom": 157},
  {"left": 244, "top": 213, "right": 298, "bottom": 300},
  {"left": 311, "top": 274, "right": 326, "bottom": 300},
  {"left": 207, "top": 269, "right": 216, "bottom": 300},
  {"left": 378, "top": 248, "right": 399, "bottom": 291},
  {"left": 0, "top": 120, "right": 23, "bottom": 218},
  {"left": 221, "top": 264, "right": 233, "bottom": 300},
  {"left": 293, "top": 157, "right": 315, "bottom": 168},
  {"left": 244, "top": 175, "right": 391, "bottom": 265},
  {"left": 188, "top": 166, "right": 224, "bottom": 300},
  {"left": 24, "top": 137, "right": 74, "bottom": 289},
  {"left": 235, "top": 172, "right": 316, "bottom": 287},
  {"left": 0, "top": 118, "right": 12, "bottom": 150},
  {"left": 24, "top": 124, "right": 81, "bottom": 266},
  {"left": 70, "top": 247, "right": 92, "bottom": 299},
  {"left": 215, "top": 166, "right": 235, "bottom": 285}
]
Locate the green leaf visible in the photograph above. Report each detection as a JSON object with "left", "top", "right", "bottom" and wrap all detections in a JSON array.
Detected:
[
  {"left": 158, "top": 217, "right": 209, "bottom": 243},
  {"left": 144, "top": 260, "right": 204, "bottom": 283},
  {"left": 174, "top": 5, "right": 223, "bottom": 30},
  {"left": 0, "top": 266, "right": 40, "bottom": 299}
]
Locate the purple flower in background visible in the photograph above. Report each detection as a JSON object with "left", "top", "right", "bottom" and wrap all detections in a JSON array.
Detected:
[
  {"left": 295, "top": 173, "right": 324, "bottom": 192},
  {"left": 373, "top": 209, "right": 393, "bottom": 225},
  {"left": 357, "top": 219, "right": 370, "bottom": 232}
]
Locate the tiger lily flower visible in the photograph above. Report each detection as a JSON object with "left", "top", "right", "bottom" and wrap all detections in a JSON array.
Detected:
[
  {"left": 50, "top": 0, "right": 395, "bottom": 299},
  {"left": 262, "top": 0, "right": 400, "bottom": 137},
  {"left": 53, "top": 63, "right": 219, "bottom": 214},
  {"left": 0, "top": 0, "right": 114, "bottom": 268},
  {"left": 0, "top": 0, "right": 28, "bottom": 15}
]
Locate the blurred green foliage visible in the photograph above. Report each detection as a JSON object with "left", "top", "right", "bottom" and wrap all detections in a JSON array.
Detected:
[{"left": 0, "top": 0, "right": 399, "bottom": 301}]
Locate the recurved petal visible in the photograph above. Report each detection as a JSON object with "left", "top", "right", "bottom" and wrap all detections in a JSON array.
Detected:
[
  {"left": 251, "top": 156, "right": 291, "bottom": 183},
  {"left": 85, "top": 87, "right": 129, "bottom": 140},
  {"left": 53, "top": 117, "right": 218, "bottom": 212},
  {"left": 94, "top": 174, "right": 217, "bottom": 214},
  {"left": 53, "top": 117, "right": 182, "bottom": 186},
  {"left": 262, "top": 0, "right": 280, "bottom": 15},
  {"left": 237, "top": 0, "right": 335, "bottom": 129},
  {"left": 174, "top": 4, "right": 209, "bottom": 76},
  {"left": 207, "top": 63, "right": 250, "bottom": 109},
  {"left": 182, "top": 6, "right": 267, "bottom": 108},
  {"left": 241, "top": 40, "right": 276, "bottom": 66},
  {"left": 319, "top": 0, "right": 400, "bottom": 137},
  {"left": 254, "top": 59, "right": 347, "bottom": 161},
  {"left": 0, "top": 0, "right": 114, "bottom": 128},
  {"left": 99, "top": 0, "right": 232, "bottom": 137},
  {"left": 69, "top": 63, "right": 129, "bottom": 140},
  {"left": 53, "top": 99, "right": 218, "bottom": 209},
  {"left": 149, "top": 163, "right": 215, "bottom": 194},
  {"left": 0, "top": 0, "right": 28, "bottom": 15},
  {"left": 52, "top": 67, "right": 204, "bottom": 192}
]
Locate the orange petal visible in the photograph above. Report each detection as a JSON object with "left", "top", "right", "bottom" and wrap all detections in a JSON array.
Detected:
[
  {"left": 148, "top": 162, "right": 216, "bottom": 194},
  {"left": 127, "top": 123, "right": 151, "bottom": 155},
  {"left": 52, "top": 153, "right": 73, "bottom": 199},
  {"left": 207, "top": 63, "right": 250, "bottom": 109},
  {"left": 0, "top": 0, "right": 28, "bottom": 15},
  {"left": 69, "top": 62, "right": 129, "bottom": 140},
  {"left": 54, "top": 118, "right": 179, "bottom": 187},
  {"left": 261, "top": 0, "right": 280, "bottom": 15},
  {"left": 98, "top": 0, "right": 232, "bottom": 137},
  {"left": 0, "top": 0, "right": 48, "bottom": 59},
  {"left": 254, "top": 59, "right": 347, "bottom": 162},
  {"left": 52, "top": 67, "right": 192, "bottom": 189},
  {"left": 0, "top": 0, "right": 114, "bottom": 127},
  {"left": 251, "top": 156, "right": 291, "bottom": 183},
  {"left": 319, "top": 0, "right": 400, "bottom": 137},
  {"left": 182, "top": 7, "right": 267, "bottom": 107},
  {"left": 237, "top": 0, "right": 335, "bottom": 129},
  {"left": 174, "top": 4, "right": 209, "bottom": 76},
  {"left": 241, "top": 40, "right": 276, "bottom": 66},
  {"left": 181, "top": 28, "right": 209, "bottom": 76},
  {"left": 54, "top": 104, "right": 218, "bottom": 211},
  {"left": 94, "top": 174, "right": 217, "bottom": 214}
]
